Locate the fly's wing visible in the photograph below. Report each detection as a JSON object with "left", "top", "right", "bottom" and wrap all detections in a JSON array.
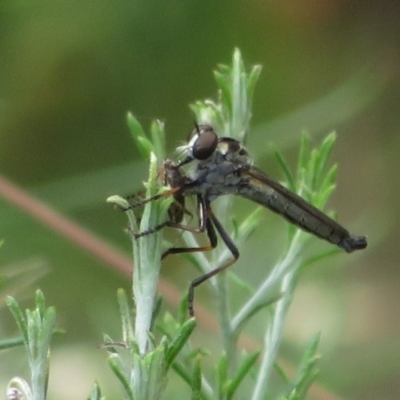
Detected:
[{"left": 238, "top": 166, "right": 367, "bottom": 252}]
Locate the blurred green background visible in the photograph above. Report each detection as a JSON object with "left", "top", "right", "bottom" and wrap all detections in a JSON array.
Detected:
[{"left": 0, "top": 1, "right": 399, "bottom": 399}]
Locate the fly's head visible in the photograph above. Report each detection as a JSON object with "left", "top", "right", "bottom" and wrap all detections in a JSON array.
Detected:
[
  {"left": 176, "top": 124, "right": 252, "bottom": 170},
  {"left": 176, "top": 124, "right": 219, "bottom": 167}
]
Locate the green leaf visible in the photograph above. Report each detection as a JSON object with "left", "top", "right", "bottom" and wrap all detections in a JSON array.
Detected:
[
  {"left": 191, "top": 355, "right": 202, "bottom": 400},
  {"left": 274, "top": 147, "right": 295, "bottom": 192},
  {"left": 227, "top": 270, "right": 254, "bottom": 294},
  {"left": 214, "top": 71, "right": 233, "bottom": 115},
  {"left": 0, "top": 334, "right": 25, "bottom": 351},
  {"left": 142, "top": 345, "right": 168, "bottom": 399},
  {"left": 157, "top": 312, "right": 176, "bottom": 340},
  {"left": 235, "top": 206, "right": 264, "bottom": 245},
  {"left": 5, "top": 292, "right": 56, "bottom": 400},
  {"left": 135, "top": 135, "right": 155, "bottom": 159},
  {"left": 232, "top": 293, "right": 282, "bottom": 337},
  {"left": 273, "top": 361, "right": 290, "bottom": 383},
  {"left": 126, "top": 112, "right": 154, "bottom": 158},
  {"left": 317, "top": 165, "right": 338, "bottom": 208},
  {"left": 6, "top": 296, "right": 28, "bottom": 343},
  {"left": 216, "top": 353, "right": 228, "bottom": 398},
  {"left": 35, "top": 290, "right": 46, "bottom": 316},
  {"left": 316, "top": 183, "right": 336, "bottom": 210},
  {"left": 41, "top": 306, "right": 57, "bottom": 343},
  {"left": 289, "top": 332, "right": 321, "bottom": 399},
  {"left": 165, "top": 318, "right": 196, "bottom": 368},
  {"left": 171, "top": 361, "right": 192, "bottom": 387},
  {"left": 296, "top": 131, "right": 310, "bottom": 186},
  {"left": 117, "top": 288, "right": 134, "bottom": 343},
  {"left": 247, "top": 65, "right": 262, "bottom": 105},
  {"left": 306, "top": 148, "right": 318, "bottom": 193},
  {"left": 225, "top": 351, "right": 260, "bottom": 399},
  {"left": 298, "top": 248, "right": 341, "bottom": 273},
  {"left": 87, "top": 381, "right": 105, "bottom": 400},
  {"left": 150, "top": 296, "right": 163, "bottom": 331},
  {"left": 106, "top": 194, "right": 130, "bottom": 210},
  {"left": 282, "top": 390, "right": 301, "bottom": 400},
  {"left": 313, "top": 131, "right": 336, "bottom": 188},
  {"left": 150, "top": 119, "right": 166, "bottom": 162},
  {"left": 108, "top": 353, "right": 134, "bottom": 400}
]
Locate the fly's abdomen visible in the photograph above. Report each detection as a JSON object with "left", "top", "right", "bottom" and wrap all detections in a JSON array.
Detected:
[{"left": 238, "top": 180, "right": 366, "bottom": 252}]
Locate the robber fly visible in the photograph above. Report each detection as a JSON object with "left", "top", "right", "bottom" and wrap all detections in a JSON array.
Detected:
[{"left": 132, "top": 124, "right": 367, "bottom": 315}]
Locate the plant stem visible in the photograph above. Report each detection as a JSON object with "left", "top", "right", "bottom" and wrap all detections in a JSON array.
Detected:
[
  {"left": 215, "top": 272, "right": 236, "bottom": 365},
  {"left": 232, "top": 231, "right": 303, "bottom": 333},
  {"left": 251, "top": 268, "right": 297, "bottom": 400},
  {"left": 125, "top": 153, "right": 166, "bottom": 355}
]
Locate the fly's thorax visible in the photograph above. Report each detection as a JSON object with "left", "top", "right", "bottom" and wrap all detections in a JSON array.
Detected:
[
  {"left": 182, "top": 149, "right": 252, "bottom": 199},
  {"left": 173, "top": 131, "right": 253, "bottom": 199}
]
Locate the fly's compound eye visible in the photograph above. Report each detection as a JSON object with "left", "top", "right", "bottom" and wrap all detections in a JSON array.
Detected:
[{"left": 191, "top": 125, "right": 218, "bottom": 160}]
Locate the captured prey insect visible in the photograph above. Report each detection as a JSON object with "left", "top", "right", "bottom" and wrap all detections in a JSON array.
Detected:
[{"left": 131, "top": 125, "right": 367, "bottom": 315}]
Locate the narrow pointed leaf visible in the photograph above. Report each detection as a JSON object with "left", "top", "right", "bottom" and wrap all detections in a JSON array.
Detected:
[
  {"left": 214, "top": 71, "right": 233, "bottom": 113},
  {"left": 225, "top": 351, "right": 260, "bottom": 399},
  {"left": 216, "top": 353, "right": 228, "bottom": 398},
  {"left": 117, "top": 288, "right": 134, "bottom": 343},
  {"left": 313, "top": 132, "right": 336, "bottom": 188},
  {"left": 150, "top": 119, "right": 166, "bottom": 162},
  {"left": 191, "top": 355, "right": 202, "bottom": 400},
  {"left": 108, "top": 354, "right": 134, "bottom": 400},
  {"left": 247, "top": 65, "right": 262, "bottom": 102},
  {"left": 296, "top": 131, "right": 310, "bottom": 184},
  {"left": 126, "top": 112, "right": 154, "bottom": 158},
  {"left": 233, "top": 294, "right": 282, "bottom": 336},
  {"left": 87, "top": 381, "right": 104, "bottom": 400},
  {"left": 274, "top": 147, "right": 295, "bottom": 192},
  {"left": 165, "top": 318, "right": 196, "bottom": 368},
  {"left": 6, "top": 297, "right": 28, "bottom": 342}
]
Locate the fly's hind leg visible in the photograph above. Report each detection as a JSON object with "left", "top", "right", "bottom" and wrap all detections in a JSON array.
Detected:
[{"left": 187, "top": 199, "right": 240, "bottom": 316}]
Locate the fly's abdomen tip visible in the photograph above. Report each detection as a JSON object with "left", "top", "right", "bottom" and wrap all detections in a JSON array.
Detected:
[{"left": 341, "top": 235, "right": 368, "bottom": 253}]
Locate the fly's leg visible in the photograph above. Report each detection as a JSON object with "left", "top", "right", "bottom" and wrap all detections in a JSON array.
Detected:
[
  {"left": 188, "top": 200, "right": 240, "bottom": 316},
  {"left": 124, "top": 187, "right": 181, "bottom": 210},
  {"left": 160, "top": 195, "right": 218, "bottom": 259},
  {"left": 128, "top": 193, "right": 240, "bottom": 316},
  {"left": 132, "top": 194, "right": 219, "bottom": 258},
  {"left": 122, "top": 187, "right": 189, "bottom": 235},
  {"left": 125, "top": 189, "right": 146, "bottom": 206},
  {"left": 132, "top": 218, "right": 203, "bottom": 240}
]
